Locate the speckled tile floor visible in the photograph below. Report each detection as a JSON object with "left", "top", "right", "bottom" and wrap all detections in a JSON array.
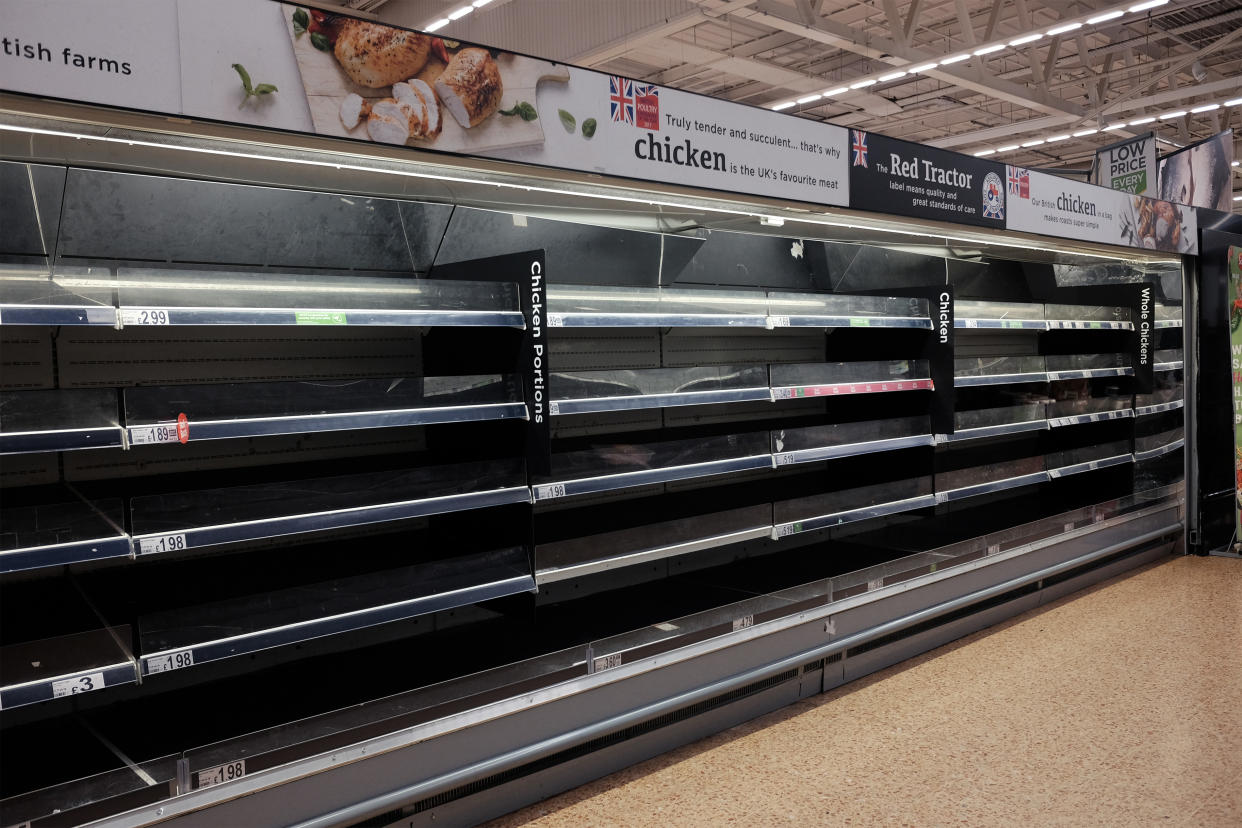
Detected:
[{"left": 482, "top": 556, "right": 1242, "bottom": 827}]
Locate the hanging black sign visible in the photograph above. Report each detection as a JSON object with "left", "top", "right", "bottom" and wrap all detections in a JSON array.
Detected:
[{"left": 848, "top": 130, "right": 1006, "bottom": 229}]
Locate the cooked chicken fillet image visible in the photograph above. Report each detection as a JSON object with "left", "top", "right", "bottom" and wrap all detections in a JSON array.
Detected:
[
  {"left": 366, "top": 98, "right": 422, "bottom": 144},
  {"left": 434, "top": 48, "right": 503, "bottom": 128},
  {"left": 334, "top": 20, "right": 431, "bottom": 88}
]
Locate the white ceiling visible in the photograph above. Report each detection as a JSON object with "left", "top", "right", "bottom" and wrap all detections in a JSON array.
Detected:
[{"left": 331, "top": 0, "right": 1242, "bottom": 208}]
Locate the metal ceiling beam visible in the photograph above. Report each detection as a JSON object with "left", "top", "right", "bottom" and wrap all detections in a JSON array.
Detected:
[{"left": 569, "top": 9, "right": 708, "bottom": 67}]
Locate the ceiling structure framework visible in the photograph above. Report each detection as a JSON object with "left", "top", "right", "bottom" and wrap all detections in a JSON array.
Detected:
[{"left": 335, "top": 0, "right": 1242, "bottom": 208}]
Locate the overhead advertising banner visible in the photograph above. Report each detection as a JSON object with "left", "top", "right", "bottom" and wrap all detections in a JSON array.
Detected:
[
  {"left": 1230, "top": 246, "right": 1242, "bottom": 543},
  {"left": 0, "top": 0, "right": 848, "bottom": 209},
  {"left": 1006, "top": 166, "right": 1198, "bottom": 255},
  {"left": 1158, "top": 129, "right": 1235, "bottom": 212},
  {"left": 1091, "top": 132, "right": 1157, "bottom": 196},
  {"left": 848, "top": 131, "right": 1005, "bottom": 229}
]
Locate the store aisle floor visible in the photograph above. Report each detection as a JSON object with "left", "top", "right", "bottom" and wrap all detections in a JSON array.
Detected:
[{"left": 484, "top": 556, "right": 1242, "bottom": 827}]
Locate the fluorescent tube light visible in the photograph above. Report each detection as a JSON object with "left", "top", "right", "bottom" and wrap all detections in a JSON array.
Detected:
[
  {"left": 974, "top": 148, "right": 997, "bottom": 156},
  {"left": 771, "top": 101, "right": 795, "bottom": 110},
  {"left": 1072, "top": 129, "right": 1098, "bottom": 137},
  {"left": 878, "top": 72, "right": 908, "bottom": 82},
  {"left": 973, "top": 44, "right": 1006, "bottom": 55},
  {"left": 823, "top": 87, "right": 849, "bottom": 96},
  {"left": 1103, "top": 122, "right": 1127, "bottom": 131},
  {"left": 909, "top": 63, "right": 939, "bottom": 72},
  {"left": 1087, "top": 11, "right": 1124, "bottom": 24},
  {"left": 1010, "top": 34, "right": 1043, "bottom": 46},
  {"left": 1226, "top": 98, "right": 1242, "bottom": 107},
  {"left": 796, "top": 94, "right": 822, "bottom": 104},
  {"left": 1046, "top": 134, "right": 1071, "bottom": 142},
  {"left": 1128, "top": 0, "right": 1168, "bottom": 11},
  {"left": 448, "top": 7, "right": 472, "bottom": 20},
  {"left": 996, "top": 144, "right": 1021, "bottom": 152},
  {"left": 1158, "top": 111, "right": 1186, "bottom": 119},
  {"left": 1021, "top": 139, "right": 1045, "bottom": 147},
  {"left": 1190, "top": 103, "right": 1220, "bottom": 113},
  {"left": 472, "top": 0, "right": 495, "bottom": 6},
  {"left": 1129, "top": 116, "right": 1155, "bottom": 125},
  {"left": 940, "top": 54, "right": 970, "bottom": 64},
  {"left": 426, "top": 18, "right": 450, "bottom": 31},
  {"left": 849, "top": 79, "right": 877, "bottom": 89},
  {"left": 1047, "top": 23, "right": 1082, "bottom": 36}
]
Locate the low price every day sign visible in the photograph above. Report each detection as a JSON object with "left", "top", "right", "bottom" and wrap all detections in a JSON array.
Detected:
[{"left": 1092, "top": 132, "right": 1157, "bottom": 196}]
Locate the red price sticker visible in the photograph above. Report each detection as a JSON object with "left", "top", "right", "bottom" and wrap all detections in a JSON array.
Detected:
[{"left": 177, "top": 413, "right": 189, "bottom": 444}]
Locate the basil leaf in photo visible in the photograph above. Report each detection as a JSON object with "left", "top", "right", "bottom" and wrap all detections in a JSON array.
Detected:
[
  {"left": 581, "top": 118, "right": 597, "bottom": 138},
  {"left": 558, "top": 109, "right": 576, "bottom": 133}
]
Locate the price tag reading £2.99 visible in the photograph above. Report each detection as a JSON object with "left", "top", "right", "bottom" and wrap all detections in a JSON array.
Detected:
[{"left": 120, "top": 308, "right": 171, "bottom": 326}]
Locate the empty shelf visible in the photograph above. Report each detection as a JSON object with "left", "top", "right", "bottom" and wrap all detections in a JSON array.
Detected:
[
  {"left": 123, "top": 376, "right": 525, "bottom": 444},
  {"left": 936, "top": 457, "right": 1048, "bottom": 502},
  {"left": 0, "top": 627, "right": 137, "bottom": 710},
  {"left": 1, "top": 500, "right": 130, "bottom": 573},
  {"left": 766, "top": 292, "right": 931, "bottom": 329},
  {"left": 549, "top": 366, "right": 769, "bottom": 416},
  {"left": 129, "top": 459, "right": 529, "bottom": 554},
  {"left": 1043, "top": 303, "right": 1133, "bottom": 330},
  {"left": 1046, "top": 394, "right": 1133, "bottom": 427},
  {"left": 771, "top": 359, "right": 932, "bottom": 399},
  {"left": 1134, "top": 399, "right": 1184, "bottom": 417},
  {"left": 1047, "top": 440, "right": 1134, "bottom": 478},
  {"left": 1154, "top": 304, "right": 1183, "bottom": 328},
  {"left": 772, "top": 416, "right": 933, "bottom": 466},
  {"left": 535, "top": 505, "right": 772, "bottom": 583},
  {"left": 1154, "top": 349, "right": 1184, "bottom": 372},
  {"left": 546, "top": 285, "right": 767, "bottom": 328},
  {"left": 955, "top": 300, "right": 1047, "bottom": 330},
  {"left": 0, "top": 264, "right": 117, "bottom": 326},
  {"left": 772, "top": 477, "right": 935, "bottom": 538},
  {"left": 954, "top": 355, "right": 1046, "bottom": 387},
  {"left": 139, "top": 547, "right": 532, "bottom": 675},
  {"left": 945, "top": 403, "right": 1047, "bottom": 442},
  {"left": 114, "top": 269, "right": 524, "bottom": 328},
  {"left": 0, "top": 389, "right": 124, "bottom": 454},
  {"left": 533, "top": 432, "right": 771, "bottom": 501},
  {"left": 1134, "top": 426, "right": 1185, "bottom": 461}
]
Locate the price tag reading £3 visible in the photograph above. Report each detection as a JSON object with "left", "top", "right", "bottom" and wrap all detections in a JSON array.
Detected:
[{"left": 52, "top": 672, "right": 105, "bottom": 698}]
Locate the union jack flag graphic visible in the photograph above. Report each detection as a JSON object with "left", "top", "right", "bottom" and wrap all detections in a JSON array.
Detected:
[
  {"left": 851, "top": 130, "right": 869, "bottom": 168},
  {"left": 634, "top": 84, "right": 658, "bottom": 99},
  {"left": 1007, "top": 165, "right": 1030, "bottom": 199},
  {"left": 610, "top": 76, "right": 634, "bottom": 124}
]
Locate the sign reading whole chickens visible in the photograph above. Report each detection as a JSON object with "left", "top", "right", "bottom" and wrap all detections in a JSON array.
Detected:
[{"left": 1005, "top": 166, "right": 1197, "bottom": 254}]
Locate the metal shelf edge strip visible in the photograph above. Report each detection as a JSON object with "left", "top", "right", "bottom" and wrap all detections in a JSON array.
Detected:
[
  {"left": 534, "top": 455, "right": 773, "bottom": 500},
  {"left": 129, "top": 402, "right": 527, "bottom": 442},
  {"left": 0, "top": 661, "right": 137, "bottom": 710},
  {"left": 956, "top": 318, "right": 1048, "bottom": 330},
  {"left": 773, "top": 493, "right": 938, "bottom": 538},
  {"left": 550, "top": 387, "right": 771, "bottom": 416},
  {"left": 1046, "top": 320, "right": 1133, "bottom": 330},
  {"left": 1135, "top": 400, "right": 1184, "bottom": 416},
  {"left": 936, "top": 470, "right": 1050, "bottom": 502},
  {"left": 118, "top": 307, "right": 525, "bottom": 328},
  {"left": 1047, "top": 453, "right": 1134, "bottom": 478},
  {"left": 779, "top": 315, "right": 932, "bottom": 329},
  {"left": 133, "top": 486, "right": 531, "bottom": 552},
  {"left": 1154, "top": 361, "right": 1184, "bottom": 372},
  {"left": 0, "top": 426, "right": 125, "bottom": 454},
  {"left": 773, "top": 378, "right": 934, "bottom": 399},
  {"left": 535, "top": 525, "right": 773, "bottom": 584},
  {"left": 774, "top": 433, "right": 934, "bottom": 465},
  {"left": 1047, "top": 409, "right": 1134, "bottom": 427},
  {"left": 0, "top": 535, "right": 132, "bottom": 573},
  {"left": 1046, "top": 368, "right": 1133, "bottom": 380},
  {"left": 548, "top": 312, "right": 767, "bottom": 328},
  {"left": 1153, "top": 320, "right": 1182, "bottom": 328},
  {"left": 0, "top": 304, "right": 116, "bottom": 325},
  {"left": 140, "top": 574, "right": 535, "bottom": 675}
]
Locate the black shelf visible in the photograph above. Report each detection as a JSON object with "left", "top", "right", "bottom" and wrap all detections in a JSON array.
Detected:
[
  {"left": 1, "top": 500, "right": 131, "bottom": 574},
  {"left": 0, "top": 389, "right": 124, "bottom": 454}
]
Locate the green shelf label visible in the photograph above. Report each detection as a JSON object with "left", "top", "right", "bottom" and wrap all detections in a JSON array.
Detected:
[
  {"left": 1003, "top": 320, "right": 1022, "bottom": 328},
  {"left": 295, "top": 311, "right": 348, "bottom": 325},
  {"left": 849, "top": 317, "right": 871, "bottom": 327}
]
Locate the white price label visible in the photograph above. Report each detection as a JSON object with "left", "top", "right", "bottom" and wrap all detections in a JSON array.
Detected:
[
  {"left": 867, "top": 578, "right": 885, "bottom": 591},
  {"left": 774, "top": 453, "right": 795, "bottom": 466},
  {"left": 196, "top": 760, "right": 245, "bottom": 789},
  {"left": 768, "top": 315, "right": 790, "bottom": 328},
  {"left": 121, "top": 308, "right": 171, "bottom": 326},
  {"left": 130, "top": 425, "right": 180, "bottom": 445},
  {"left": 536, "top": 484, "right": 566, "bottom": 500},
  {"left": 732, "top": 615, "right": 754, "bottom": 631},
  {"left": 964, "top": 319, "right": 978, "bottom": 328},
  {"left": 146, "top": 649, "right": 195, "bottom": 674},
  {"left": 548, "top": 314, "right": 565, "bottom": 327},
  {"left": 593, "top": 653, "right": 622, "bottom": 672},
  {"left": 987, "top": 543, "right": 1001, "bottom": 556},
  {"left": 139, "top": 533, "right": 187, "bottom": 554},
  {"left": 1064, "top": 522, "right": 1075, "bottom": 533},
  {"left": 52, "top": 672, "right": 105, "bottom": 698},
  {"left": 549, "top": 401, "right": 560, "bottom": 416},
  {"left": 772, "top": 388, "right": 794, "bottom": 400}
]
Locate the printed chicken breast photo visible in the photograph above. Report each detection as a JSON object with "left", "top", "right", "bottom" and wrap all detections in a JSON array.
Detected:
[{"left": 283, "top": 4, "right": 569, "bottom": 153}]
